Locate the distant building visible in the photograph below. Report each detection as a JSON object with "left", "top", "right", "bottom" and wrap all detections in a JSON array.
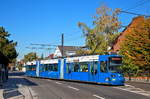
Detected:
[
  {"left": 53, "top": 46, "right": 80, "bottom": 58},
  {"left": 111, "top": 16, "right": 145, "bottom": 52},
  {"left": 48, "top": 54, "right": 54, "bottom": 59}
]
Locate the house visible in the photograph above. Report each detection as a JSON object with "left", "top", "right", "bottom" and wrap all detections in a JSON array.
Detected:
[
  {"left": 53, "top": 46, "right": 80, "bottom": 58},
  {"left": 111, "top": 16, "right": 145, "bottom": 52}
]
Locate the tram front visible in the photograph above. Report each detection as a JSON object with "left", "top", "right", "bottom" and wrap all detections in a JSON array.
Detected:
[{"left": 108, "top": 56, "right": 125, "bottom": 85}]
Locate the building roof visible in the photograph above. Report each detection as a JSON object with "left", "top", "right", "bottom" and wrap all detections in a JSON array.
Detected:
[
  {"left": 112, "top": 16, "right": 145, "bottom": 52},
  {"left": 58, "top": 46, "right": 80, "bottom": 51},
  {"left": 57, "top": 46, "right": 80, "bottom": 57}
]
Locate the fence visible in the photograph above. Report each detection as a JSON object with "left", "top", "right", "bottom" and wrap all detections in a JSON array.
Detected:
[{"left": 124, "top": 72, "right": 150, "bottom": 83}]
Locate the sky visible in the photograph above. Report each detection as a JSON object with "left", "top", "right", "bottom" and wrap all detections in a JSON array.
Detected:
[{"left": 0, "top": 0, "right": 150, "bottom": 60}]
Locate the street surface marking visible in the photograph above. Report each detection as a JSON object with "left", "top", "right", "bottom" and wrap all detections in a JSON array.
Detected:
[
  {"left": 55, "top": 82, "right": 62, "bottom": 84},
  {"left": 67, "top": 86, "right": 79, "bottom": 91},
  {"left": 125, "top": 84, "right": 135, "bottom": 87},
  {"left": 93, "top": 94, "right": 105, "bottom": 99},
  {"left": 17, "top": 84, "right": 23, "bottom": 88},
  {"left": 114, "top": 84, "right": 150, "bottom": 97}
]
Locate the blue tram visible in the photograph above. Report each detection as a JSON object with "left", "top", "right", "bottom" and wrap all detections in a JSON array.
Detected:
[{"left": 25, "top": 55, "right": 125, "bottom": 85}]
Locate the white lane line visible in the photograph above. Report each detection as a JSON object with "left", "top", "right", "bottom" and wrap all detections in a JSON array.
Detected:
[
  {"left": 93, "top": 94, "right": 105, "bottom": 99},
  {"left": 67, "top": 86, "right": 79, "bottom": 91},
  {"left": 125, "top": 84, "right": 135, "bottom": 87},
  {"left": 113, "top": 85, "right": 150, "bottom": 97},
  {"left": 55, "top": 82, "right": 62, "bottom": 84}
]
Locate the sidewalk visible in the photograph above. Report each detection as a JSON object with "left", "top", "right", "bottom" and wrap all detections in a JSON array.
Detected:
[
  {"left": 0, "top": 89, "right": 4, "bottom": 99},
  {"left": 0, "top": 74, "right": 38, "bottom": 99}
]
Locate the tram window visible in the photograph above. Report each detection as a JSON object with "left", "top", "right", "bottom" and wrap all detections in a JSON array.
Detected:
[
  {"left": 29, "top": 66, "right": 32, "bottom": 70},
  {"left": 80, "top": 62, "right": 88, "bottom": 72},
  {"left": 33, "top": 65, "right": 36, "bottom": 71},
  {"left": 42, "top": 64, "right": 46, "bottom": 71},
  {"left": 74, "top": 63, "right": 80, "bottom": 72},
  {"left": 44, "top": 64, "right": 49, "bottom": 71},
  {"left": 46, "top": 64, "right": 50, "bottom": 71},
  {"left": 26, "top": 65, "right": 29, "bottom": 71},
  {"left": 66, "top": 64, "right": 69, "bottom": 73},
  {"left": 48, "top": 64, "right": 52, "bottom": 71},
  {"left": 66, "top": 63, "right": 71, "bottom": 73},
  {"left": 53, "top": 64, "right": 58, "bottom": 71},
  {"left": 100, "top": 61, "right": 107, "bottom": 72},
  {"left": 90, "top": 62, "right": 98, "bottom": 73},
  {"left": 48, "top": 64, "right": 58, "bottom": 71},
  {"left": 39, "top": 64, "right": 43, "bottom": 72},
  {"left": 29, "top": 65, "right": 36, "bottom": 71}
]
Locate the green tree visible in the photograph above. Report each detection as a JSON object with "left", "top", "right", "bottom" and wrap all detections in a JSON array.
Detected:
[
  {"left": 16, "top": 61, "right": 24, "bottom": 70},
  {"left": 119, "top": 17, "right": 150, "bottom": 74},
  {"left": 0, "top": 27, "right": 17, "bottom": 63},
  {"left": 78, "top": 5, "right": 121, "bottom": 54},
  {"left": 76, "top": 48, "right": 90, "bottom": 55},
  {"left": 23, "top": 52, "right": 38, "bottom": 63}
]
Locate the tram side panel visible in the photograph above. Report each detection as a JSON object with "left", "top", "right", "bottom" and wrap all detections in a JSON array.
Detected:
[
  {"left": 64, "top": 56, "right": 99, "bottom": 82},
  {"left": 39, "top": 59, "right": 60, "bottom": 79},
  {"left": 25, "top": 55, "right": 125, "bottom": 85},
  {"left": 25, "top": 61, "right": 37, "bottom": 77}
]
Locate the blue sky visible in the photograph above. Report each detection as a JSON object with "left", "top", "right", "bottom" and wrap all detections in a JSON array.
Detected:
[{"left": 0, "top": 0, "right": 150, "bottom": 60}]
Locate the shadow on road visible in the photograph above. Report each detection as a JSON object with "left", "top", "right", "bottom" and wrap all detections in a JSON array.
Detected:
[
  {"left": 3, "top": 71, "right": 38, "bottom": 88},
  {"left": 8, "top": 71, "right": 25, "bottom": 76},
  {"left": 2, "top": 71, "right": 38, "bottom": 99}
]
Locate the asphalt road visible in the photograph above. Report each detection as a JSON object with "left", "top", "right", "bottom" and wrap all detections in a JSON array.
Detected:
[
  {"left": 26, "top": 77, "right": 150, "bottom": 99},
  {"left": 126, "top": 81, "right": 150, "bottom": 92}
]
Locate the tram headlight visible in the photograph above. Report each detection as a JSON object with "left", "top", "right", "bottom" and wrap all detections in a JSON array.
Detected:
[{"left": 112, "top": 78, "right": 116, "bottom": 81}]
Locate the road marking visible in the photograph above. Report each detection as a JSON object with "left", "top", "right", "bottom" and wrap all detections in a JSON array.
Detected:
[
  {"left": 55, "top": 82, "right": 62, "bottom": 84},
  {"left": 125, "top": 84, "right": 135, "bottom": 87},
  {"left": 17, "top": 84, "right": 23, "bottom": 88},
  {"left": 113, "top": 84, "right": 150, "bottom": 97},
  {"left": 67, "top": 86, "right": 79, "bottom": 91},
  {"left": 93, "top": 94, "right": 105, "bottom": 99}
]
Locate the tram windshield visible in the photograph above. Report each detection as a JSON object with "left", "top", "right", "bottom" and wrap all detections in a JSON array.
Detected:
[{"left": 108, "top": 57, "right": 122, "bottom": 73}]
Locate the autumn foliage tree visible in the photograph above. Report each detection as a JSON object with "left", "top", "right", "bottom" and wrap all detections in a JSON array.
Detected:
[
  {"left": 78, "top": 5, "right": 121, "bottom": 54},
  {"left": 120, "top": 17, "right": 150, "bottom": 74}
]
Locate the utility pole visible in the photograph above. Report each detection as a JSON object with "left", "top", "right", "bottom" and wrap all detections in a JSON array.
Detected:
[
  {"left": 60, "top": 33, "right": 64, "bottom": 79},
  {"left": 61, "top": 33, "right": 64, "bottom": 58}
]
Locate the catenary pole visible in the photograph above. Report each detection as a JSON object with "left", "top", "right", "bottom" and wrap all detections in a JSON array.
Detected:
[{"left": 61, "top": 33, "right": 64, "bottom": 58}]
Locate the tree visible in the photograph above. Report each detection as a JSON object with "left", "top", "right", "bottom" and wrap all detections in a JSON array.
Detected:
[
  {"left": 76, "top": 48, "right": 90, "bottom": 55},
  {"left": 119, "top": 17, "right": 150, "bottom": 74},
  {"left": 23, "top": 52, "right": 38, "bottom": 63},
  {"left": 16, "top": 61, "right": 24, "bottom": 70},
  {"left": 78, "top": 5, "right": 121, "bottom": 54},
  {"left": 0, "top": 27, "right": 17, "bottom": 63}
]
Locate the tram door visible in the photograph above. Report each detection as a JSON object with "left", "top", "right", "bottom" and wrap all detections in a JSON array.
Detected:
[
  {"left": 89, "top": 61, "right": 99, "bottom": 82},
  {"left": 66, "top": 63, "right": 72, "bottom": 80},
  {"left": 99, "top": 58, "right": 109, "bottom": 83}
]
